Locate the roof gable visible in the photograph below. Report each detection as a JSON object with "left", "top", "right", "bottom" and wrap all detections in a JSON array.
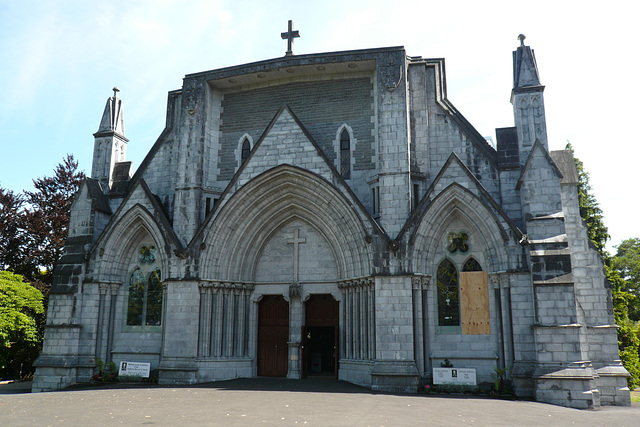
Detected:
[
  {"left": 232, "top": 105, "right": 339, "bottom": 187},
  {"left": 516, "top": 140, "right": 563, "bottom": 190},
  {"left": 399, "top": 152, "right": 522, "bottom": 242}
]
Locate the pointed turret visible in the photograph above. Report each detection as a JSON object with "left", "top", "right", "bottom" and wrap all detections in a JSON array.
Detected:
[
  {"left": 511, "top": 35, "right": 548, "bottom": 164},
  {"left": 513, "top": 34, "right": 542, "bottom": 89},
  {"left": 96, "top": 86, "right": 126, "bottom": 136},
  {"left": 91, "top": 87, "right": 130, "bottom": 192}
]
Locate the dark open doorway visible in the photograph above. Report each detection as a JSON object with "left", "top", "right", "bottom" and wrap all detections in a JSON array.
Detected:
[{"left": 302, "top": 294, "right": 339, "bottom": 378}]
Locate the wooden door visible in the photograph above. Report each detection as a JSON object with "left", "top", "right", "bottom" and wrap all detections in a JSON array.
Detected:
[{"left": 257, "top": 295, "right": 289, "bottom": 377}]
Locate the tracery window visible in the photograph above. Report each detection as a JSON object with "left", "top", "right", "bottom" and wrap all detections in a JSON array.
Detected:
[
  {"left": 340, "top": 129, "right": 351, "bottom": 179},
  {"left": 127, "top": 246, "right": 163, "bottom": 327},
  {"left": 437, "top": 259, "right": 459, "bottom": 326}
]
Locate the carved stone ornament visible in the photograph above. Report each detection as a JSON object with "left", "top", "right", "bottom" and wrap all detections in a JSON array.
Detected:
[
  {"left": 183, "top": 78, "right": 204, "bottom": 115},
  {"left": 289, "top": 283, "right": 301, "bottom": 298},
  {"left": 338, "top": 277, "right": 374, "bottom": 289},
  {"left": 412, "top": 275, "right": 431, "bottom": 289},
  {"left": 380, "top": 65, "right": 403, "bottom": 92},
  {"left": 198, "top": 281, "right": 255, "bottom": 292}
]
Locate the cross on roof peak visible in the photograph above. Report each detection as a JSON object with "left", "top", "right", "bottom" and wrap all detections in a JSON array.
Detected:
[
  {"left": 281, "top": 20, "right": 300, "bottom": 56},
  {"left": 518, "top": 34, "right": 526, "bottom": 46}
]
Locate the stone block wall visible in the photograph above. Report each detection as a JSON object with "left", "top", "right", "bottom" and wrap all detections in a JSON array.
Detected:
[{"left": 219, "top": 77, "right": 375, "bottom": 181}]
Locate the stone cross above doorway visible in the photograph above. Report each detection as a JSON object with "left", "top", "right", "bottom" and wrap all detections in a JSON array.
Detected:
[{"left": 287, "top": 228, "right": 306, "bottom": 284}]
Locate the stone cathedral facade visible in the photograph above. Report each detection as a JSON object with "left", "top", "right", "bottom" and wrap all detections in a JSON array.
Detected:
[{"left": 33, "top": 36, "right": 630, "bottom": 408}]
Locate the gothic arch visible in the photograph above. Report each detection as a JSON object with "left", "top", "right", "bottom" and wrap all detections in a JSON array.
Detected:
[
  {"left": 93, "top": 204, "right": 169, "bottom": 283},
  {"left": 410, "top": 183, "right": 514, "bottom": 274},
  {"left": 200, "top": 165, "right": 372, "bottom": 281},
  {"left": 333, "top": 123, "right": 356, "bottom": 179}
]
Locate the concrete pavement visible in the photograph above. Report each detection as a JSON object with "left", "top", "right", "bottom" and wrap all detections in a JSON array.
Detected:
[{"left": 1, "top": 378, "right": 638, "bottom": 426}]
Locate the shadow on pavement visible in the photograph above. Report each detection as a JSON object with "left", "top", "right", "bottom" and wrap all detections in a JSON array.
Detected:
[{"left": 0, "top": 380, "right": 33, "bottom": 394}]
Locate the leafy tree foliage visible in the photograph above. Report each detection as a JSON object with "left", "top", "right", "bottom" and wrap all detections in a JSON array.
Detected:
[
  {"left": 565, "top": 143, "right": 610, "bottom": 257},
  {"left": 612, "top": 238, "right": 640, "bottom": 301},
  {"left": 0, "top": 271, "right": 44, "bottom": 379},
  {"left": 0, "top": 188, "right": 31, "bottom": 274}
]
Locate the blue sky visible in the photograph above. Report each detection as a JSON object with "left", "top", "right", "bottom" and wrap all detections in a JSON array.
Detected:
[{"left": 0, "top": 0, "right": 637, "bottom": 252}]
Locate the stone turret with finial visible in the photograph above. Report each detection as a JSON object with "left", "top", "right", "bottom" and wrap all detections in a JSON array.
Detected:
[{"left": 91, "top": 87, "right": 129, "bottom": 192}]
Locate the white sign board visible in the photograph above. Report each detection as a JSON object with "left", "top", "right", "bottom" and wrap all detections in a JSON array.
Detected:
[
  {"left": 119, "top": 361, "right": 150, "bottom": 378},
  {"left": 433, "top": 367, "right": 476, "bottom": 385}
]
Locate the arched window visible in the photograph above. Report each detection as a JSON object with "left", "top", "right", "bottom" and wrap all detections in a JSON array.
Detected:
[
  {"left": 437, "top": 259, "right": 459, "bottom": 326},
  {"left": 340, "top": 129, "right": 350, "bottom": 179},
  {"left": 241, "top": 137, "right": 251, "bottom": 164},
  {"left": 127, "top": 246, "right": 163, "bottom": 327},
  {"left": 463, "top": 257, "right": 482, "bottom": 272}
]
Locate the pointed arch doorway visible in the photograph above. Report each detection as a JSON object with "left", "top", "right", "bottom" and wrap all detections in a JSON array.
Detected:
[{"left": 302, "top": 294, "right": 339, "bottom": 378}]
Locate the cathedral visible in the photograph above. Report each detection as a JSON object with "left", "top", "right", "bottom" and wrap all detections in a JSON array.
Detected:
[{"left": 33, "top": 29, "right": 630, "bottom": 408}]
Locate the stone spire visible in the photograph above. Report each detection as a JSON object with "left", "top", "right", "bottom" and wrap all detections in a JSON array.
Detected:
[
  {"left": 513, "top": 34, "right": 542, "bottom": 89},
  {"left": 92, "top": 88, "right": 130, "bottom": 192},
  {"left": 95, "top": 87, "right": 126, "bottom": 137},
  {"left": 511, "top": 35, "right": 548, "bottom": 163}
]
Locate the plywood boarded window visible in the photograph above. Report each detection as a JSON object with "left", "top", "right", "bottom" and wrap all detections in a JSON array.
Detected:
[{"left": 460, "top": 270, "right": 490, "bottom": 335}]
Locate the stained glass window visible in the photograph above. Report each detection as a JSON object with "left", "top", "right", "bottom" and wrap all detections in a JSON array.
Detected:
[
  {"left": 437, "top": 259, "right": 460, "bottom": 326},
  {"left": 127, "top": 247, "right": 162, "bottom": 327},
  {"left": 340, "top": 129, "right": 351, "bottom": 179},
  {"left": 463, "top": 257, "right": 482, "bottom": 272},
  {"left": 127, "top": 268, "right": 145, "bottom": 326}
]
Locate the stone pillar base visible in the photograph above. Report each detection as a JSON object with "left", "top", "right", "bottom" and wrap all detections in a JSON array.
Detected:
[
  {"left": 533, "top": 361, "right": 600, "bottom": 409},
  {"left": 596, "top": 363, "right": 631, "bottom": 406},
  {"left": 286, "top": 342, "right": 301, "bottom": 379},
  {"left": 32, "top": 355, "right": 94, "bottom": 392},
  {"left": 370, "top": 360, "right": 419, "bottom": 393},
  {"left": 511, "top": 360, "right": 535, "bottom": 398},
  {"left": 158, "top": 358, "right": 197, "bottom": 385}
]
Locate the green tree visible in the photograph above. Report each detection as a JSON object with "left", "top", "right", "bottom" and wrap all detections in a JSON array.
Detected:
[
  {"left": 0, "top": 271, "right": 44, "bottom": 379},
  {"left": 612, "top": 238, "right": 640, "bottom": 302},
  {"left": 566, "top": 143, "right": 610, "bottom": 257},
  {"left": 0, "top": 188, "right": 33, "bottom": 275},
  {"left": 23, "top": 154, "right": 85, "bottom": 283}
]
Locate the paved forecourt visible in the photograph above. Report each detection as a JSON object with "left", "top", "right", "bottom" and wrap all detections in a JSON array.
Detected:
[{"left": 1, "top": 378, "right": 638, "bottom": 426}]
